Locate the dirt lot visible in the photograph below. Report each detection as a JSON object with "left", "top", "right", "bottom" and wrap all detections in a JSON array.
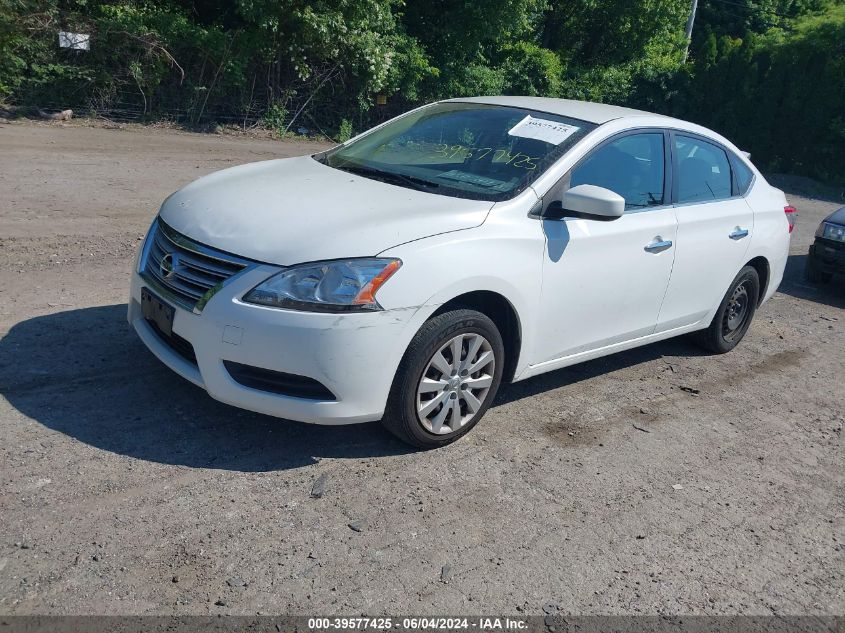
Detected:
[{"left": 1, "top": 119, "right": 843, "bottom": 616}]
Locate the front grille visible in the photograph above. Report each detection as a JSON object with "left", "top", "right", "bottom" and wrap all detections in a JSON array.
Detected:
[
  {"left": 141, "top": 220, "right": 252, "bottom": 311},
  {"left": 223, "top": 360, "right": 336, "bottom": 401}
]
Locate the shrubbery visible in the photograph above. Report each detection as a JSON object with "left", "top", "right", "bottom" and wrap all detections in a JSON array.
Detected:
[{"left": 0, "top": 0, "right": 841, "bottom": 183}]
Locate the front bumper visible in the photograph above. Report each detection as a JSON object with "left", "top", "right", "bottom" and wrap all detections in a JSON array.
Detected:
[
  {"left": 128, "top": 267, "right": 425, "bottom": 425},
  {"left": 809, "top": 237, "right": 845, "bottom": 274}
]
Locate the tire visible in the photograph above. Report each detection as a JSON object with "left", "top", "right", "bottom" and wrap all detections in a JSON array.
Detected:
[
  {"left": 382, "top": 309, "right": 505, "bottom": 449},
  {"left": 805, "top": 255, "right": 833, "bottom": 284},
  {"left": 695, "top": 265, "right": 760, "bottom": 354}
]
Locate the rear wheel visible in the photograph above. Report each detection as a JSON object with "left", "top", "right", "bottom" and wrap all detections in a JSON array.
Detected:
[
  {"left": 382, "top": 309, "right": 504, "bottom": 449},
  {"left": 696, "top": 266, "right": 760, "bottom": 354}
]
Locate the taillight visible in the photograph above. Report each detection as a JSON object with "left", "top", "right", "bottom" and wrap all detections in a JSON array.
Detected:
[{"left": 784, "top": 205, "right": 796, "bottom": 233}]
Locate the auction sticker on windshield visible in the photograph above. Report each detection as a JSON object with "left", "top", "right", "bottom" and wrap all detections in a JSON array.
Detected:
[{"left": 508, "top": 115, "right": 580, "bottom": 145}]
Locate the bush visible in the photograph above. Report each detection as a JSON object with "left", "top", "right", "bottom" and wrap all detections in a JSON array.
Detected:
[
  {"left": 263, "top": 103, "right": 288, "bottom": 134},
  {"left": 662, "top": 5, "right": 845, "bottom": 183},
  {"left": 499, "top": 42, "right": 562, "bottom": 97},
  {"left": 337, "top": 118, "right": 353, "bottom": 142}
]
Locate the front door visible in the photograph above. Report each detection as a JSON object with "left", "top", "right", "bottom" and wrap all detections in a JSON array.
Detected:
[{"left": 534, "top": 130, "right": 678, "bottom": 364}]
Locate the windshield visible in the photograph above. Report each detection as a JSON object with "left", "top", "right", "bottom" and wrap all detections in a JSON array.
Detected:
[{"left": 318, "top": 102, "right": 596, "bottom": 202}]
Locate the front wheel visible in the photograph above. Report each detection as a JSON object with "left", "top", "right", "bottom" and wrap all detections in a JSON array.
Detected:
[
  {"left": 695, "top": 265, "right": 760, "bottom": 354},
  {"left": 382, "top": 309, "right": 504, "bottom": 449}
]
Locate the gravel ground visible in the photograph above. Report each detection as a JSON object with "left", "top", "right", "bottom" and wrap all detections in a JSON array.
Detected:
[{"left": 0, "top": 119, "right": 843, "bottom": 616}]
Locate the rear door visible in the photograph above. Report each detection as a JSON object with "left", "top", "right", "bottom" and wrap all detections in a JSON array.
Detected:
[{"left": 655, "top": 132, "right": 754, "bottom": 332}]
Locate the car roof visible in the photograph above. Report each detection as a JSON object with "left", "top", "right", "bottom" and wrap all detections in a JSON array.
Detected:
[{"left": 444, "top": 96, "right": 667, "bottom": 125}]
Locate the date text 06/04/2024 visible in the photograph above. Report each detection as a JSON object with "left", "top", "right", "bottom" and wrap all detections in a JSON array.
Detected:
[{"left": 307, "top": 617, "right": 529, "bottom": 631}]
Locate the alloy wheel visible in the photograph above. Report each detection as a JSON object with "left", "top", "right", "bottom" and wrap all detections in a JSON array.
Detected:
[{"left": 416, "top": 333, "right": 496, "bottom": 435}]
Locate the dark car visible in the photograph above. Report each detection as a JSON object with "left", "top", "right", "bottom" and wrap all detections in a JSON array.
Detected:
[{"left": 806, "top": 206, "right": 845, "bottom": 283}]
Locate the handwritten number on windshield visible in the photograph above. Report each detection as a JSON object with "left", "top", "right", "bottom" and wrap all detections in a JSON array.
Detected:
[{"left": 432, "top": 144, "right": 538, "bottom": 170}]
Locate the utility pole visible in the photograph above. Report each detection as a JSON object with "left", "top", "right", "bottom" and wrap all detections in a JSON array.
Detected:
[{"left": 683, "top": 0, "right": 699, "bottom": 62}]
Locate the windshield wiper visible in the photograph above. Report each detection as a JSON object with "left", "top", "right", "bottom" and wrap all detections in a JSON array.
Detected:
[{"left": 341, "top": 164, "right": 441, "bottom": 192}]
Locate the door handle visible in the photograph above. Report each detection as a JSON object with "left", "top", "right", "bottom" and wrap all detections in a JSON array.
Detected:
[
  {"left": 729, "top": 228, "right": 750, "bottom": 240},
  {"left": 644, "top": 239, "right": 673, "bottom": 253}
]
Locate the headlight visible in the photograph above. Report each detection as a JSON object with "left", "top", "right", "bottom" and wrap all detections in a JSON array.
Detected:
[
  {"left": 243, "top": 258, "right": 401, "bottom": 312},
  {"left": 820, "top": 222, "right": 845, "bottom": 242}
]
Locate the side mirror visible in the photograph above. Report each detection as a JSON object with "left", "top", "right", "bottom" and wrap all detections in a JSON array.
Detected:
[{"left": 544, "top": 184, "right": 625, "bottom": 221}]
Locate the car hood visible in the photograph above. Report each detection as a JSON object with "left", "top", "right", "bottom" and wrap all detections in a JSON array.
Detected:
[
  {"left": 158, "top": 156, "right": 493, "bottom": 265},
  {"left": 825, "top": 206, "right": 845, "bottom": 226}
]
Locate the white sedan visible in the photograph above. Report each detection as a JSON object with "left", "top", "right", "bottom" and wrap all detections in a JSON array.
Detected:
[{"left": 129, "top": 96, "right": 792, "bottom": 448}]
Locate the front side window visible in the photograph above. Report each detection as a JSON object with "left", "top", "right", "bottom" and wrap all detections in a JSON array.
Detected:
[
  {"left": 675, "top": 135, "right": 732, "bottom": 203},
  {"left": 570, "top": 132, "right": 665, "bottom": 209},
  {"left": 319, "top": 102, "right": 596, "bottom": 202}
]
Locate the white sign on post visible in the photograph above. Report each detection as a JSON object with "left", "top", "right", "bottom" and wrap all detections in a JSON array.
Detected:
[
  {"left": 508, "top": 115, "right": 580, "bottom": 145},
  {"left": 58, "top": 32, "right": 90, "bottom": 51}
]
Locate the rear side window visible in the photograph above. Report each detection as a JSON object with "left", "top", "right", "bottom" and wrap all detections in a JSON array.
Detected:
[
  {"left": 732, "top": 156, "right": 754, "bottom": 195},
  {"left": 570, "top": 132, "right": 665, "bottom": 209},
  {"left": 675, "top": 135, "right": 732, "bottom": 203}
]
